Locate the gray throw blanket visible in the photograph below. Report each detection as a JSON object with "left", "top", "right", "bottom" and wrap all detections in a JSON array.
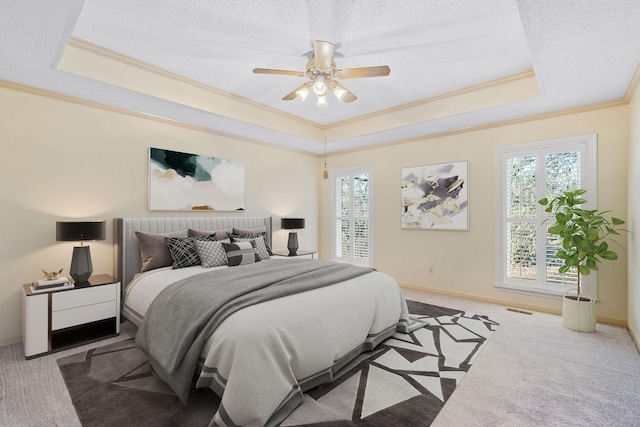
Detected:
[{"left": 135, "top": 259, "right": 374, "bottom": 403}]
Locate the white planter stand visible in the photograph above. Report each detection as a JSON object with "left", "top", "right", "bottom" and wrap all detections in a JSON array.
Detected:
[{"left": 562, "top": 295, "right": 596, "bottom": 332}]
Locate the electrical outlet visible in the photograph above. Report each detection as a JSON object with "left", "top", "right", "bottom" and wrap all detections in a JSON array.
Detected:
[{"left": 428, "top": 266, "right": 434, "bottom": 275}]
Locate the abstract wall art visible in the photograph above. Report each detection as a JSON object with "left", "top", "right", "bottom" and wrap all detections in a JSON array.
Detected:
[
  {"left": 148, "top": 147, "right": 245, "bottom": 211},
  {"left": 401, "top": 161, "right": 468, "bottom": 230}
]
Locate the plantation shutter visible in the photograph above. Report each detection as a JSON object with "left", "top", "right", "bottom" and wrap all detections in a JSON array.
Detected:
[
  {"left": 332, "top": 166, "right": 373, "bottom": 267},
  {"left": 496, "top": 135, "right": 596, "bottom": 297}
]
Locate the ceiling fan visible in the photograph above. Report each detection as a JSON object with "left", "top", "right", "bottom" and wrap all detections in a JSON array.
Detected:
[{"left": 253, "top": 40, "right": 390, "bottom": 107}]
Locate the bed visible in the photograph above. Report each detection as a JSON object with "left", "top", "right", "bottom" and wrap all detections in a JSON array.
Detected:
[{"left": 115, "top": 216, "right": 417, "bottom": 427}]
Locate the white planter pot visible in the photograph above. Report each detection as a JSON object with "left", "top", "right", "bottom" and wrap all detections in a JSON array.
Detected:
[{"left": 562, "top": 295, "right": 596, "bottom": 332}]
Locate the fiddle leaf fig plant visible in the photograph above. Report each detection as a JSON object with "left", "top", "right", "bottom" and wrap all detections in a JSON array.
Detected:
[{"left": 538, "top": 189, "right": 626, "bottom": 296}]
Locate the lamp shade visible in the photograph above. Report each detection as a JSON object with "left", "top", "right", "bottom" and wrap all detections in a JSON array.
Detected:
[
  {"left": 56, "top": 220, "right": 106, "bottom": 283},
  {"left": 282, "top": 218, "right": 305, "bottom": 256},
  {"left": 56, "top": 221, "right": 106, "bottom": 242},
  {"left": 281, "top": 218, "right": 305, "bottom": 230}
]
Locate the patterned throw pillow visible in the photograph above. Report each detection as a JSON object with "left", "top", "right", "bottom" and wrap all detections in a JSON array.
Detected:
[
  {"left": 165, "top": 234, "right": 217, "bottom": 269},
  {"left": 232, "top": 227, "right": 273, "bottom": 254},
  {"left": 195, "top": 239, "right": 230, "bottom": 268},
  {"left": 222, "top": 240, "right": 260, "bottom": 266},
  {"left": 230, "top": 234, "right": 271, "bottom": 260}
]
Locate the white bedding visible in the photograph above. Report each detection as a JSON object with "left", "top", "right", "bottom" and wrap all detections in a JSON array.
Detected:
[
  {"left": 124, "top": 265, "right": 224, "bottom": 326},
  {"left": 123, "top": 257, "right": 294, "bottom": 325},
  {"left": 123, "top": 261, "right": 410, "bottom": 426}
]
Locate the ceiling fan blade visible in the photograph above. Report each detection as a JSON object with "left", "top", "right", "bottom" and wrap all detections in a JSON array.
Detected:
[
  {"left": 253, "top": 68, "right": 305, "bottom": 77},
  {"left": 282, "top": 81, "right": 313, "bottom": 101},
  {"left": 328, "top": 80, "right": 357, "bottom": 103},
  {"left": 337, "top": 65, "right": 391, "bottom": 79},
  {"left": 313, "top": 40, "right": 334, "bottom": 68}
]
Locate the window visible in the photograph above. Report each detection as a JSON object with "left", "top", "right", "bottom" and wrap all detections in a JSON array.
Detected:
[
  {"left": 495, "top": 134, "right": 597, "bottom": 297},
  {"left": 331, "top": 165, "right": 373, "bottom": 267}
]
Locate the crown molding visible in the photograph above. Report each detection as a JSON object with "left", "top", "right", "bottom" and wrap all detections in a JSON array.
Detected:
[
  {"left": 62, "top": 39, "right": 542, "bottom": 144},
  {"left": 325, "top": 70, "right": 537, "bottom": 130},
  {"left": 329, "top": 98, "right": 627, "bottom": 156},
  {"left": 0, "top": 76, "right": 629, "bottom": 160},
  {"left": 0, "top": 79, "right": 316, "bottom": 157},
  {"left": 624, "top": 62, "right": 640, "bottom": 103},
  {"left": 65, "top": 37, "right": 322, "bottom": 130}
]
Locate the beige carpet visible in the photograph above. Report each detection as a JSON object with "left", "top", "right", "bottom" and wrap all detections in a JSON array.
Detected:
[
  {"left": 401, "top": 289, "right": 640, "bottom": 427},
  {"left": 1, "top": 288, "right": 639, "bottom": 426}
]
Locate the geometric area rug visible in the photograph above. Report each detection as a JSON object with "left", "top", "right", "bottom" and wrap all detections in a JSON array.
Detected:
[{"left": 57, "top": 301, "right": 498, "bottom": 427}]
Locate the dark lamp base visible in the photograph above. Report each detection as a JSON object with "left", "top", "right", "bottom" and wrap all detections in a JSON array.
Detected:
[
  {"left": 287, "top": 232, "right": 299, "bottom": 256},
  {"left": 70, "top": 246, "right": 93, "bottom": 284}
]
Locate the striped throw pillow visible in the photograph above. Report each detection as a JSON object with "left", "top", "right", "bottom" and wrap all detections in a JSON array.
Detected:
[{"left": 222, "top": 240, "right": 260, "bottom": 266}]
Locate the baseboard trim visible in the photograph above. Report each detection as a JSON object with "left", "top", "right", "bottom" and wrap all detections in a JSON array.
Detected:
[
  {"left": 399, "top": 282, "right": 628, "bottom": 327},
  {"left": 0, "top": 336, "right": 21, "bottom": 348},
  {"left": 629, "top": 324, "right": 640, "bottom": 353}
]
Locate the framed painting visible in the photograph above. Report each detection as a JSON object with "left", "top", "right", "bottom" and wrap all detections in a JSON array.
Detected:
[
  {"left": 148, "top": 147, "right": 245, "bottom": 211},
  {"left": 401, "top": 160, "right": 468, "bottom": 230}
]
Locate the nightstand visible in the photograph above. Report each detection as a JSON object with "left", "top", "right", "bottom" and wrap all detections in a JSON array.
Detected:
[
  {"left": 272, "top": 250, "right": 317, "bottom": 259},
  {"left": 21, "top": 274, "right": 121, "bottom": 359}
]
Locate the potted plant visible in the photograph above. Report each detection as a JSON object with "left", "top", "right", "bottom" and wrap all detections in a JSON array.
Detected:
[{"left": 538, "top": 189, "right": 626, "bottom": 332}]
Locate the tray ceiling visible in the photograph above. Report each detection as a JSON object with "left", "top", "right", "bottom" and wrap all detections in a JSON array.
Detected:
[{"left": 2, "top": 1, "right": 639, "bottom": 154}]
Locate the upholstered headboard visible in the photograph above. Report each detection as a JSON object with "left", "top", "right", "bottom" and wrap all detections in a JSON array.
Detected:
[{"left": 114, "top": 216, "right": 272, "bottom": 289}]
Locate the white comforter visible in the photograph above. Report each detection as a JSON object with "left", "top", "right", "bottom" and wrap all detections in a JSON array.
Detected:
[{"left": 124, "top": 261, "right": 409, "bottom": 426}]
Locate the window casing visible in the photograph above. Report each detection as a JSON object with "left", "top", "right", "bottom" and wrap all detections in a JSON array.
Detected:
[
  {"left": 331, "top": 165, "right": 374, "bottom": 267},
  {"left": 495, "top": 134, "right": 597, "bottom": 298}
]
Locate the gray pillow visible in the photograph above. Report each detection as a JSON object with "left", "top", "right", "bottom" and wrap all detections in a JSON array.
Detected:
[
  {"left": 136, "top": 229, "right": 188, "bottom": 272},
  {"left": 232, "top": 226, "right": 267, "bottom": 235},
  {"left": 188, "top": 227, "right": 233, "bottom": 240},
  {"left": 223, "top": 240, "right": 260, "bottom": 266},
  {"left": 195, "top": 238, "right": 231, "bottom": 268}
]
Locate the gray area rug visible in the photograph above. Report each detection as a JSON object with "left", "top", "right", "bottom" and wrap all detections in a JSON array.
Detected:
[{"left": 57, "top": 301, "right": 498, "bottom": 426}]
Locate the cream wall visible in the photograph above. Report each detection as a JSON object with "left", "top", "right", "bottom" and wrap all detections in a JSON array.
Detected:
[
  {"left": 0, "top": 84, "right": 320, "bottom": 344},
  {"left": 0, "top": 80, "right": 635, "bottom": 344},
  {"left": 320, "top": 104, "right": 629, "bottom": 323},
  {"left": 628, "top": 76, "right": 640, "bottom": 346}
]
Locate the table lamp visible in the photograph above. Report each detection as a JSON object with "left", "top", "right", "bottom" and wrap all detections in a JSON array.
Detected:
[
  {"left": 281, "top": 218, "right": 305, "bottom": 256},
  {"left": 56, "top": 220, "right": 106, "bottom": 283}
]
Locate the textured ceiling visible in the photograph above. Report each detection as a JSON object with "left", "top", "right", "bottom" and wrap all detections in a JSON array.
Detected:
[
  {"left": 2, "top": 0, "right": 640, "bottom": 154},
  {"left": 70, "top": 0, "right": 532, "bottom": 124}
]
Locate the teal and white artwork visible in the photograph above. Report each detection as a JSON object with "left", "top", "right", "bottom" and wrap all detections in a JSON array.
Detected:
[{"left": 149, "top": 147, "right": 245, "bottom": 211}]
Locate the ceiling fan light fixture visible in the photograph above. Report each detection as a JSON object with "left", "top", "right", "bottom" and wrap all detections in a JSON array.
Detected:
[
  {"left": 312, "top": 76, "right": 326, "bottom": 96},
  {"left": 253, "top": 40, "right": 389, "bottom": 107},
  {"left": 316, "top": 94, "right": 328, "bottom": 108},
  {"left": 331, "top": 85, "right": 347, "bottom": 101},
  {"left": 296, "top": 86, "right": 310, "bottom": 101}
]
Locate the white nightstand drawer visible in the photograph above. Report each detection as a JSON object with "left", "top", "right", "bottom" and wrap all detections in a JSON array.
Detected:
[
  {"left": 51, "top": 300, "right": 116, "bottom": 330},
  {"left": 22, "top": 275, "right": 121, "bottom": 358},
  {"left": 52, "top": 284, "right": 116, "bottom": 311}
]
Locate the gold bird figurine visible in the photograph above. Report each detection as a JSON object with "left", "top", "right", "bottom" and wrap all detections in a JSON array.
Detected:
[{"left": 41, "top": 268, "right": 63, "bottom": 280}]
